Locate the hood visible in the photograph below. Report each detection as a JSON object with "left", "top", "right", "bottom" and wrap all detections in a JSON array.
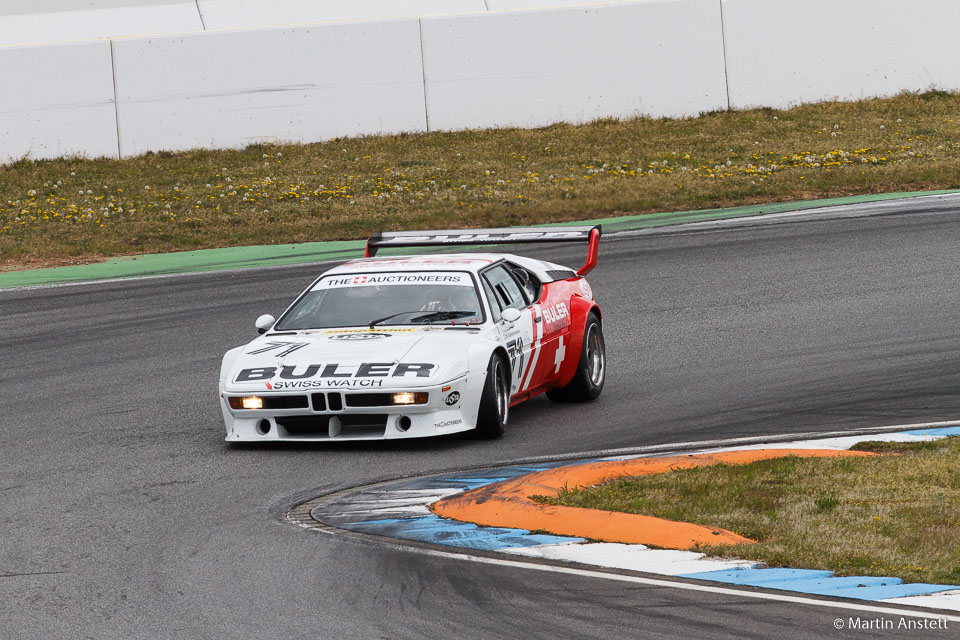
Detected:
[{"left": 225, "top": 327, "right": 481, "bottom": 391}]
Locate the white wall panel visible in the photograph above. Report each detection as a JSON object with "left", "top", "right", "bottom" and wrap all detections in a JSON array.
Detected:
[
  {"left": 197, "top": 0, "right": 486, "bottom": 29},
  {"left": 0, "top": 41, "right": 118, "bottom": 163},
  {"left": 421, "top": 0, "right": 727, "bottom": 131},
  {"left": 723, "top": 0, "right": 960, "bottom": 109},
  {"left": 111, "top": 20, "right": 427, "bottom": 156},
  {"left": 0, "top": 1, "right": 202, "bottom": 47}
]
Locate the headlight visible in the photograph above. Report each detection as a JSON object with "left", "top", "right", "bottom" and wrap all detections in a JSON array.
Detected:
[
  {"left": 228, "top": 396, "right": 264, "bottom": 409},
  {"left": 392, "top": 392, "right": 428, "bottom": 405}
]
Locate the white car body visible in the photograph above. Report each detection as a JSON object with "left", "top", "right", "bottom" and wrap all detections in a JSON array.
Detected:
[{"left": 219, "top": 228, "right": 602, "bottom": 441}]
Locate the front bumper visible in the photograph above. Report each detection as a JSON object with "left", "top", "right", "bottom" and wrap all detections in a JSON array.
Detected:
[{"left": 220, "top": 378, "right": 472, "bottom": 441}]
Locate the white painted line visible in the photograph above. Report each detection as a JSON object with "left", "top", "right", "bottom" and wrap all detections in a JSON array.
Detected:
[
  {"left": 615, "top": 192, "right": 960, "bottom": 239},
  {"left": 338, "top": 505, "right": 433, "bottom": 516},
  {"left": 366, "top": 488, "right": 464, "bottom": 496},
  {"left": 345, "top": 497, "right": 445, "bottom": 506},
  {"left": 545, "top": 420, "right": 960, "bottom": 466},
  {"left": 503, "top": 542, "right": 757, "bottom": 575},
  {"left": 685, "top": 433, "right": 949, "bottom": 455},
  {"left": 882, "top": 591, "right": 960, "bottom": 609},
  {"left": 594, "top": 429, "right": 959, "bottom": 462}
]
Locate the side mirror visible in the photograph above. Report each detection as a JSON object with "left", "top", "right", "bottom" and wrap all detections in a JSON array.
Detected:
[
  {"left": 255, "top": 314, "right": 276, "bottom": 334},
  {"left": 501, "top": 307, "right": 522, "bottom": 323}
]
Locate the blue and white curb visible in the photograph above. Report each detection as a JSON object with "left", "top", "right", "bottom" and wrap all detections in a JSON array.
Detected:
[{"left": 288, "top": 423, "right": 960, "bottom": 612}]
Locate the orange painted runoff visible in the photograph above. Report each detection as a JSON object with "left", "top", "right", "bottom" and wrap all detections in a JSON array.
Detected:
[{"left": 431, "top": 449, "right": 874, "bottom": 550}]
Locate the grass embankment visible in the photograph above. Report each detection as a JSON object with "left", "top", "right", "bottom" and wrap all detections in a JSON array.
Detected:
[
  {"left": 3, "top": 91, "right": 960, "bottom": 271},
  {"left": 536, "top": 438, "right": 960, "bottom": 584}
]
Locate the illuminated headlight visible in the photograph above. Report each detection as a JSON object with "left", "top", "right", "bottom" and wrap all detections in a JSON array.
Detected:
[
  {"left": 228, "top": 396, "right": 264, "bottom": 410},
  {"left": 392, "top": 392, "right": 428, "bottom": 405}
]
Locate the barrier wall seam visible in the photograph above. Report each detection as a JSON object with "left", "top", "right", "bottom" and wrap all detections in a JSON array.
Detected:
[
  {"left": 418, "top": 19, "right": 432, "bottom": 132},
  {"left": 718, "top": 0, "right": 731, "bottom": 110},
  {"left": 194, "top": 0, "right": 206, "bottom": 28},
  {"left": 109, "top": 39, "right": 122, "bottom": 159}
]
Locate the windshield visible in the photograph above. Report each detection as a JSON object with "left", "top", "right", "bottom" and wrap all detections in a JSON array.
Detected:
[{"left": 275, "top": 271, "right": 485, "bottom": 330}]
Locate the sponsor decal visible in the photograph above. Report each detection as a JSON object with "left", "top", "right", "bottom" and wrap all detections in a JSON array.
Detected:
[
  {"left": 435, "top": 418, "right": 464, "bottom": 429},
  {"left": 444, "top": 391, "right": 461, "bottom": 405},
  {"left": 542, "top": 302, "right": 570, "bottom": 325},
  {"left": 328, "top": 333, "right": 391, "bottom": 341},
  {"left": 270, "top": 379, "right": 383, "bottom": 389},
  {"left": 245, "top": 341, "right": 308, "bottom": 356},
  {"left": 314, "top": 271, "right": 472, "bottom": 290},
  {"left": 234, "top": 362, "right": 435, "bottom": 384},
  {"left": 579, "top": 279, "right": 593, "bottom": 300},
  {"left": 380, "top": 231, "right": 586, "bottom": 244}
]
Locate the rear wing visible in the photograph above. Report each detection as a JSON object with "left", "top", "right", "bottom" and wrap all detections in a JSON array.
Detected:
[{"left": 365, "top": 225, "right": 602, "bottom": 276}]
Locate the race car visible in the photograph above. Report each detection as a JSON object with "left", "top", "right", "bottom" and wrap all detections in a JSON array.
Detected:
[{"left": 218, "top": 226, "right": 605, "bottom": 441}]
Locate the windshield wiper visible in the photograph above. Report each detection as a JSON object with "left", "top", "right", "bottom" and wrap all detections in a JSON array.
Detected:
[
  {"left": 369, "top": 310, "right": 478, "bottom": 328},
  {"left": 410, "top": 310, "right": 478, "bottom": 324},
  {"left": 369, "top": 311, "right": 423, "bottom": 328}
]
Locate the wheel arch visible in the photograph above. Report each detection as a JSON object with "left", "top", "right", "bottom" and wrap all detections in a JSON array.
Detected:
[
  {"left": 554, "top": 298, "right": 601, "bottom": 388},
  {"left": 463, "top": 340, "right": 511, "bottom": 424}
]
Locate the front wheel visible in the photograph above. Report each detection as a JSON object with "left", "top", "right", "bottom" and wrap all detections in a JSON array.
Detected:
[
  {"left": 546, "top": 312, "right": 605, "bottom": 403},
  {"left": 475, "top": 352, "right": 510, "bottom": 438}
]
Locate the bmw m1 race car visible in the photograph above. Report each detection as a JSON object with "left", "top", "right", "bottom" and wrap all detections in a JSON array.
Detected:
[{"left": 219, "top": 226, "right": 605, "bottom": 441}]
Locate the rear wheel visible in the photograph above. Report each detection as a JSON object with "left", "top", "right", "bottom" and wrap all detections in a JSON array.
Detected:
[
  {"left": 475, "top": 352, "right": 510, "bottom": 438},
  {"left": 546, "top": 312, "right": 605, "bottom": 403}
]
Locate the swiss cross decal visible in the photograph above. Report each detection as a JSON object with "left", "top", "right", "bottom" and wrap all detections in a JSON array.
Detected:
[
  {"left": 554, "top": 336, "right": 566, "bottom": 373},
  {"left": 352, "top": 275, "right": 368, "bottom": 284}
]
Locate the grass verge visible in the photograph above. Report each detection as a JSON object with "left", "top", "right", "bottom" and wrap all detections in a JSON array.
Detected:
[
  {"left": 535, "top": 437, "right": 960, "bottom": 584},
  {"left": 3, "top": 90, "right": 960, "bottom": 271}
]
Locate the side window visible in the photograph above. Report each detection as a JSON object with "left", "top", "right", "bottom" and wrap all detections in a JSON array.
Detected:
[
  {"left": 482, "top": 279, "right": 502, "bottom": 322},
  {"left": 482, "top": 265, "right": 528, "bottom": 312},
  {"left": 507, "top": 263, "right": 541, "bottom": 303}
]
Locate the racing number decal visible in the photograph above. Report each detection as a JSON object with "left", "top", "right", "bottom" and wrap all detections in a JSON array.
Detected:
[
  {"left": 245, "top": 341, "right": 308, "bottom": 357},
  {"left": 506, "top": 337, "right": 525, "bottom": 388}
]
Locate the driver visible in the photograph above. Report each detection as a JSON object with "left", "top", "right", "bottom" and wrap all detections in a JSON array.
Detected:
[{"left": 420, "top": 286, "right": 481, "bottom": 323}]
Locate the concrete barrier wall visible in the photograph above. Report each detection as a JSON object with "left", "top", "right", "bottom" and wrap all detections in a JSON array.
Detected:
[
  {"left": 0, "top": 1, "right": 202, "bottom": 47},
  {"left": 421, "top": 0, "right": 727, "bottom": 130},
  {"left": 0, "top": 41, "right": 118, "bottom": 163},
  {"left": 5, "top": 0, "right": 960, "bottom": 163},
  {"left": 722, "top": 0, "right": 960, "bottom": 109},
  {"left": 197, "top": 0, "right": 486, "bottom": 29},
  {"left": 111, "top": 19, "right": 428, "bottom": 156}
]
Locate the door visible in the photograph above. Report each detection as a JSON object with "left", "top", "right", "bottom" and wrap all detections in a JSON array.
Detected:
[{"left": 481, "top": 264, "right": 535, "bottom": 397}]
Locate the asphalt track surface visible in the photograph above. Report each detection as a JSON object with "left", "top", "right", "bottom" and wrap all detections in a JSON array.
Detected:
[{"left": 3, "top": 199, "right": 960, "bottom": 639}]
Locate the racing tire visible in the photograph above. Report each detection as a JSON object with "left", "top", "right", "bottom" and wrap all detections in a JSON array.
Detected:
[
  {"left": 546, "top": 312, "right": 605, "bottom": 403},
  {"left": 475, "top": 352, "right": 510, "bottom": 438}
]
